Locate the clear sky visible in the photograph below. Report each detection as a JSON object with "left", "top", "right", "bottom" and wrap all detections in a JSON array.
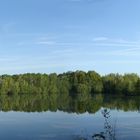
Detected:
[{"left": 0, "top": 0, "right": 140, "bottom": 75}]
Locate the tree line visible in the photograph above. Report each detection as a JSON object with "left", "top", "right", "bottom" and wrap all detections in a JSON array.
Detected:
[{"left": 0, "top": 70, "right": 139, "bottom": 96}]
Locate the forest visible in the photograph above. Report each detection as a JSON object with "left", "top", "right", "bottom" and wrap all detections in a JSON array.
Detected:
[{"left": 0, "top": 70, "right": 139, "bottom": 96}]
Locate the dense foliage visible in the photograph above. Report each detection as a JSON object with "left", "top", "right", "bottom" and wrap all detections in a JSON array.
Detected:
[{"left": 0, "top": 71, "right": 139, "bottom": 96}]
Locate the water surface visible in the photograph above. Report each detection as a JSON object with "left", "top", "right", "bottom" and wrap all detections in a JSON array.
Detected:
[{"left": 0, "top": 94, "right": 140, "bottom": 140}]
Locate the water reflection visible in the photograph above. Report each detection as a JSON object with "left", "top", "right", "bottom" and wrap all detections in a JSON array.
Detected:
[
  {"left": 0, "top": 94, "right": 140, "bottom": 113},
  {"left": 0, "top": 94, "right": 139, "bottom": 139}
]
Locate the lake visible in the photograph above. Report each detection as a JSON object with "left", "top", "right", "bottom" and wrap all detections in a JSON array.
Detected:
[{"left": 0, "top": 94, "right": 140, "bottom": 140}]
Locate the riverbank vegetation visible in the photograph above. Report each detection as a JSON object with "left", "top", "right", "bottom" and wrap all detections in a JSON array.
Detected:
[{"left": 0, "top": 71, "right": 139, "bottom": 96}]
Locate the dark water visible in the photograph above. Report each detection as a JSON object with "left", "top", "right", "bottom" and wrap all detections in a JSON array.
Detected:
[{"left": 0, "top": 94, "right": 140, "bottom": 140}]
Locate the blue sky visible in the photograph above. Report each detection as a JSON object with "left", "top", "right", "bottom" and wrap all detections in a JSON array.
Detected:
[{"left": 0, "top": 0, "right": 140, "bottom": 75}]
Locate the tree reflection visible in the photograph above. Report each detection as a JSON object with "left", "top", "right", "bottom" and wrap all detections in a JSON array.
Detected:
[{"left": 0, "top": 94, "right": 140, "bottom": 113}]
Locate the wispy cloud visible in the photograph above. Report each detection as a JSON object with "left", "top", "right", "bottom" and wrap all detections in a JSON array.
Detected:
[
  {"left": 93, "top": 37, "right": 108, "bottom": 41},
  {"left": 92, "top": 37, "right": 139, "bottom": 44},
  {"left": 36, "top": 37, "right": 56, "bottom": 45},
  {"left": 37, "top": 41, "right": 55, "bottom": 45},
  {"left": 90, "top": 37, "right": 140, "bottom": 53},
  {"left": 91, "top": 37, "right": 140, "bottom": 56},
  {"left": 108, "top": 47, "right": 140, "bottom": 56},
  {"left": 35, "top": 36, "right": 140, "bottom": 48},
  {"left": 16, "top": 36, "right": 56, "bottom": 46}
]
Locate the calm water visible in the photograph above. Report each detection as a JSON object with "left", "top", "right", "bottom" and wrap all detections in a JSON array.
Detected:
[{"left": 0, "top": 94, "right": 140, "bottom": 140}]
